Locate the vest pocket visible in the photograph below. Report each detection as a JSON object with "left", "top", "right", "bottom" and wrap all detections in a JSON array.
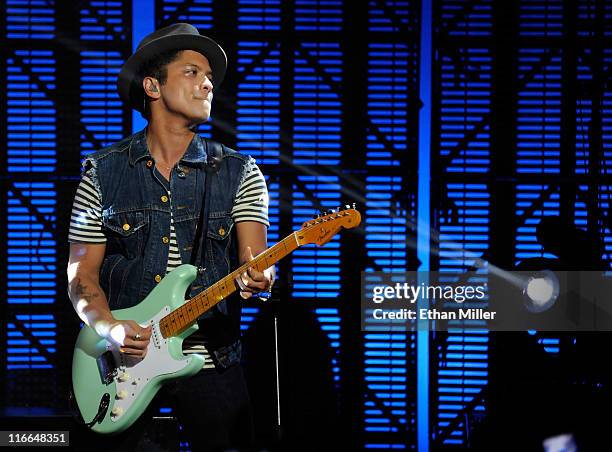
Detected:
[
  {"left": 102, "top": 210, "right": 149, "bottom": 259},
  {"left": 206, "top": 215, "right": 234, "bottom": 241},
  {"left": 205, "top": 215, "right": 234, "bottom": 283}
]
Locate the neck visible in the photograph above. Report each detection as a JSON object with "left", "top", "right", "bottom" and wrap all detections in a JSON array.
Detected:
[{"left": 145, "top": 118, "right": 195, "bottom": 166}]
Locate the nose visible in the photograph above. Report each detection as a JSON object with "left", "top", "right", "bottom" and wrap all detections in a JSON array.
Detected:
[{"left": 200, "top": 74, "right": 213, "bottom": 94}]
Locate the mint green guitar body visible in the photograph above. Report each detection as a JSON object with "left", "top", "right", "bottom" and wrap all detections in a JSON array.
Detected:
[{"left": 72, "top": 264, "right": 205, "bottom": 434}]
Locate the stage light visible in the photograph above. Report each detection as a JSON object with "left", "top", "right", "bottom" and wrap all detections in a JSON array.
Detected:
[
  {"left": 542, "top": 433, "right": 577, "bottom": 452},
  {"left": 523, "top": 270, "right": 559, "bottom": 313}
]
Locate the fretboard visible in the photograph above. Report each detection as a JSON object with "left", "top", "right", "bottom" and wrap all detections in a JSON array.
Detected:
[{"left": 159, "top": 232, "right": 298, "bottom": 338}]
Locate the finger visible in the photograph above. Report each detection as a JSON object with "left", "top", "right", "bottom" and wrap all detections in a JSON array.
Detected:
[
  {"left": 136, "top": 327, "right": 152, "bottom": 340},
  {"left": 243, "top": 276, "right": 267, "bottom": 291},
  {"left": 247, "top": 267, "right": 264, "bottom": 281},
  {"left": 240, "top": 290, "right": 252, "bottom": 299},
  {"left": 123, "top": 338, "right": 150, "bottom": 350},
  {"left": 119, "top": 346, "right": 146, "bottom": 356},
  {"left": 235, "top": 276, "right": 247, "bottom": 291}
]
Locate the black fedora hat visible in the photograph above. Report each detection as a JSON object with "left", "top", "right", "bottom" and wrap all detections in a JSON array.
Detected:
[{"left": 118, "top": 23, "right": 227, "bottom": 112}]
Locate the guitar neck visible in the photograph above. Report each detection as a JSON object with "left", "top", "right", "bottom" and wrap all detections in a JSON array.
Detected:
[{"left": 159, "top": 232, "right": 299, "bottom": 338}]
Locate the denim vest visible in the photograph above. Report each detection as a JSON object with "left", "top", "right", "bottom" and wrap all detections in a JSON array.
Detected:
[{"left": 84, "top": 129, "right": 251, "bottom": 366}]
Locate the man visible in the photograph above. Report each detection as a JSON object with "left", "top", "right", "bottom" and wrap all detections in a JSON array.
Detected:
[{"left": 67, "top": 23, "right": 274, "bottom": 451}]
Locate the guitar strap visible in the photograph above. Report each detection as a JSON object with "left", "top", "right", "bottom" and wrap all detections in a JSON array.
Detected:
[{"left": 189, "top": 139, "right": 224, "bottom": 276}]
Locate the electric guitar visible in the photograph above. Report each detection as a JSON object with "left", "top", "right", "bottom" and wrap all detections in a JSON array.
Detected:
[{"left": 72, "top": 207, "right": 361, "bottom": 434}]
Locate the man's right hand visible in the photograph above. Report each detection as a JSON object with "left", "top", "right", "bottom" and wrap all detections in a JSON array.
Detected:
[{"left": 105, "top": 320, "right": 152, "bottom": 358}]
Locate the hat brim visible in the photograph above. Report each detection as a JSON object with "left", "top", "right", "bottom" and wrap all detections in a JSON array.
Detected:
[{"left": 118, "top": 34, "right": 227, "bottom": 112}]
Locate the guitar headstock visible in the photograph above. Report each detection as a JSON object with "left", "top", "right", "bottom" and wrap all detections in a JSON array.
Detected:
[{"left": 296, "top": 204, "right": 362, "bottom": 246}]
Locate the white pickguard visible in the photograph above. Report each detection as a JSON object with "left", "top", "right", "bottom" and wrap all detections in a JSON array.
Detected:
[{"left": 107, "top": 305, "right": 192, "bottom": 421}]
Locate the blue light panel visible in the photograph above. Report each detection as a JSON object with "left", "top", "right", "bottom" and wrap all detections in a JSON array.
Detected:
[
  {"left": 293, "top": 43, "right": 342, "bottom": 165},
  {"left": 575, "top": 51, "right": 593, "bottom": 176},
  {"left": 7, "top": 183, "right": 58, "bottom": 372},
  {"left": 436, "top": 24, "right": 493, "bottom": 443},
  {"left": 368, "top": 0, "right": 411, "bottom": 33},
  {"left": 363, "top": 177, "right": 412, "bottom": 444},
  {"left": 514, "top": 185, "right": 560, "bottom": 262},
  {"left": 6, "top": 47, "right": 58, "bottom": 380},
  {"left": 514, "top": 6, "right": 572, "bottom": 356},
  {"left": 79, "top": 2, "right": 128, "bottom": 153},
  {"left": 365, "top": 177, "right": 410, "bottom": 272},
  {"left": 295, "top": 0, "right": 343, "bottom": 32},
  {"left": 576, "top": 0, "right": 612, "bottom": 38},
  {"left": 80, "top": 0, "right": 127, "bottom": 41},
  {"left": 5, "top": 0, "right": 55, "bottom": 39},
  {"left": 438, "top": 0, "right": 493, "bottom": 37},
  {"left": 363, "top": 3, "right": 420, "bottom": 449},
  {"left": 440, "top": 49, "right": 492, "bottom": 174},
  {"left": 238, "top": 0, "right": 281, "bottom": 31},
  {"left": 236, "top": 41, "right": 281, "bottom": 165},
  {"left": 437, "top": 184, "right": 489, "bottom": 445},
  {"left": 516, "top": 49, "right": 561, "bottom": 174},
  {"left": 291, "top": 176, "right": 341, "bottom": 298},
  {"left": 575, "top": 50, "right": 612, "bottom": 266},
  {"left": 80, "top": 51, "right": 125, "bottom": 158},
  {"left": 7, "top": 314, "right": 56, "bottom": 370},
  {"left": 519, "top": 0, "right": 562, "bottom": 37},
  {"left": 7, "top": 50, "right": 57, "bottom": 173},
  {"left": 367, "top": 43, "right": 411, "bottom": 167},
  {"left": 7, "top": 183, "right": 57, "bottom": 306},
  {"left": 159, "top": 0, "right": 213, "bottom": 30}
]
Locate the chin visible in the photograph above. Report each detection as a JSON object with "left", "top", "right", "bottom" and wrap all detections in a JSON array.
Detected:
[{"left": 189, "top": 111, "right": 211, "bottom": 126}]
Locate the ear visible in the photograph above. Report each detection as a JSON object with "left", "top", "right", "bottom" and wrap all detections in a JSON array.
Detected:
[{"left": 142, "top": 76, "right": 161, "bottom": 99}]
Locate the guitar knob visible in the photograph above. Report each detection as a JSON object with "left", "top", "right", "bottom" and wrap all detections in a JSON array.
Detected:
[
  {"left": 116, "top": 390, "right": 128, "bottom": 399},
  {"left": 118, "top": 372, "right": 130, "bottom": 382},
  {"left": 111, "top": 406, "right": 124, "bottom": 417},
  {"left": 345, "top": 204, "right": 351, "bottom": 210}
]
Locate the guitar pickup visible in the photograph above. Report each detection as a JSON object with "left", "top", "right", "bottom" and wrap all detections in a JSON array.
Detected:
[{"left": 96, "top": 351, "right": 117, "bottom": 385}]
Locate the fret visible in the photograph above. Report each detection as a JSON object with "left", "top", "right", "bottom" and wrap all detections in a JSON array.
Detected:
[{"left": 157, "top": 209, "right": 359, "bottom": 338}]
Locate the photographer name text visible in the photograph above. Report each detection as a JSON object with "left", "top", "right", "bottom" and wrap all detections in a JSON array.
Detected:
[{"left": 372, "top": 308, "right": 496, "bottom": 320}]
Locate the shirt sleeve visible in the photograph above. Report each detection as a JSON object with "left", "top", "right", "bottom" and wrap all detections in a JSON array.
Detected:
[
  {"left": 231, "top": 159, "right": 270, "bottom": 227},
  {"left": 68, "top": 168, "right": 107, "bottom": 243}
]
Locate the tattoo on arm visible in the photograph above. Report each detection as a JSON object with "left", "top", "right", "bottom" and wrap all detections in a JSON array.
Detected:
[{"left": 73, "top": 277, "right": 100, "bottom": 301}]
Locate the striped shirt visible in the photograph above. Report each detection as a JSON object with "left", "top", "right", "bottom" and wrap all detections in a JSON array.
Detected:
[{"left": 69, "top": 158, "right": 269, "bottom": 368}]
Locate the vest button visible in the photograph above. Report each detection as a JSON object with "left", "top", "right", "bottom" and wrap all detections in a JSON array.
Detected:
[
  {"left": 122, "top": 223, "right": 130, "bottom": 231},
  {"left": 161, "top": 195, "right": 168, "bottom": 203},
  {"left": 154, "top": 274, "right": 162, "bottom": 283},
  {"left": 162, "top": 236, "right": 169, "bottom": 244},
  {"left": 177, "top": 171, "right": 186, "bottom": 178},
  {"left": 146, "top": 160, "right": 153, "bottom": 168},
  {"left": 218, "top": 227, "right": 226, "bottom": 236}
]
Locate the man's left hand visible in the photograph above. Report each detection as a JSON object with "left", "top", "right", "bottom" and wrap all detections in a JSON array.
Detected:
[{"left": 235, "top": 246, "right": 274, "bottom": 299}]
